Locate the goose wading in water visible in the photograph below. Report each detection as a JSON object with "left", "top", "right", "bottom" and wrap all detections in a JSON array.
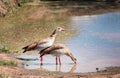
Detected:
[
  {"left": 40, "top": 44, "right": 77, "bottom": 65},
  {"left": 22, "top": 27, "right": 64, "bottom": 63}
]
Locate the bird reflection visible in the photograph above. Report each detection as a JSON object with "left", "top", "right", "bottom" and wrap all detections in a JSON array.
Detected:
[
  {"left": 56, "top": 65, "right": 61, "bottom": 72},
  {"left": 69, "top": 64, "right": 76, "bottom": 73},
  {"left": 39, "top": 63, "right": 77, "bottom": 73},
  {"left": 23, "top": 61, "right": 77, "bottom": 72}
]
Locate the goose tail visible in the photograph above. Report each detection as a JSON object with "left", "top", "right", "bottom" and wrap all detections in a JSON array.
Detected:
[{"left": 22, "top": 46, "right": 28, "bottom": 53}]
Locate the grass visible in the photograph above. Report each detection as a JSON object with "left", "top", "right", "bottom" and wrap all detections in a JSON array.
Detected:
[
  {"left": 25, "top": 2, "right": 41, "bottom": 6},
  {"left": 0, "top": 1, "right": 120, "bottom": 52},
  {"left": 0, "top": 4, "right": 77, "bottom": 51},
  {"left": 0, "top": 46, "right": 10, "bottom": 53},
  {"left": 0, "top": 60, "right": 17, "bottom": 66},
  {"left": 0, "top": 73, "right": 10, "bottom": 78}
]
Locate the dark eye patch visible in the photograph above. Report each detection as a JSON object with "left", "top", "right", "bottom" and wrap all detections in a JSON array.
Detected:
[{"left": 58, "top": 28, "right": 60, "bottom": 29}]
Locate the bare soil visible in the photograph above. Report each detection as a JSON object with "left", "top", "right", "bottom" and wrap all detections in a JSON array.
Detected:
[{"left": 0, "top": 52, "right": 120, "bottom": 78}]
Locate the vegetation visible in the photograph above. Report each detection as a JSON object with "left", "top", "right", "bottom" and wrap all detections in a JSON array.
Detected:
[
  {"left": 0, "top": 0, "right": 120, "bottom": 16},
  {"left": 0, "top": 1, "right": 120, "bottom": 78},
  {"left": 0, "top": 73, "right": 10, "bottom": 78},
  {"left": 0, "top": 5, "right": 75, "bottom": 51},
  {"left": 0, "top": 60, "right": 17, "bottom": 66},
  {"left": 0, "top": 46, "right": 10, "bottom": 53},
  {"left": 0, "top": 0, "right": 82, "bottom": 51},
  {"left": 0, "top": 0, "right": 120, "bottom": 51}
]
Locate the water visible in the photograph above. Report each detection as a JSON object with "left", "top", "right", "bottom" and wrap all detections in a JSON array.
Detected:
[{"left": 19, "top": 12, "right": 120, "bottom": 73}]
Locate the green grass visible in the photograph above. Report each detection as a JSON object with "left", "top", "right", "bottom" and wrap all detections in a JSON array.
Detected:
[
  {"left": 0, "top": 60, "right": 17, "bottom": 66},
  {"left": 0, "top": 46, "right": 10, "bottom": 53},
  {"left": 0, "top": 5, "right": 77, "bottom": 51},
  {"left": 0, "top": 73, "right": 10, "bottom": 78},
  {"left": 1, "top": 1, "right": 119, "bottom": 52}
]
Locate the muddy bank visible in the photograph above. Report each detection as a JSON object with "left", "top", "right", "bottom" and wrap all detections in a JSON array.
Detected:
[
  {"left": 0, "top": 1, "right": 120, "bottom": 16},
  {"left": 0, "top": 52, "right": 120, "bottom": 78}
]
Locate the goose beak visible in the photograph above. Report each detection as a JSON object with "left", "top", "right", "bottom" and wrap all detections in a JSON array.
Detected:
[
  {"left": 74, "top": 61, "right": 77, "bottom": 64},
  {"left": 75, "top": 62, "right": 77, "bottom": 64},
  {"left": 74, "top": 58, "right": 77, "bottom": 64}
]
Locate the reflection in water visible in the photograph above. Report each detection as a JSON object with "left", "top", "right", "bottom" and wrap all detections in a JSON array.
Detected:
[
  {"left": 69, "top": 64, "right": 77, "bottom": 73},
  {"left": 20, "top": 12, "right": 120, "bottom": 73},
  {"left": 56, "top": 65, "right": 61, "bottom": 72},
  {"left": 23, "top": 62, "right": 76, "bottom": 73}
]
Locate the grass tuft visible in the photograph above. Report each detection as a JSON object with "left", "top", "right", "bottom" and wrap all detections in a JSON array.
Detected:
[
  {"left": 0, "top": 73, "right": 10, "bottom": 78},
  {"left": 0, "top": 60, "right": 17, "bottom": 66},
  {"left": 0, "top": 46, "right": 10, "bottom": 53},
  {"left": 0, "top": 5, "right": 75, "bottom": 51}
]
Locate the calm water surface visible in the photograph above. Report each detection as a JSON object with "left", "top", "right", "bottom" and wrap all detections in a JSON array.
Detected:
[{"left": 19, "top": 12, "right": 120, "bottom": 73}]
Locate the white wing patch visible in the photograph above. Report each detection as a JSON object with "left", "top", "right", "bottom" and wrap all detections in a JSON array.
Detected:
[{"left": 36, "top": 37, "right": 55, "bottom": 50}]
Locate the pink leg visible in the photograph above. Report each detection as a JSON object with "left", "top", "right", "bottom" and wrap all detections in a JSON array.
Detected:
[
  {"left": 41, "top": 56, "right": 43, "bottom": 61},
  {"left": 59, "top": 57, "right": 61, "bottom": 65},
  {"left": 40, "top": 56, "right": 43, "bottom": 65},
  {"left": 56, "top": 57, "right": 58, "bottom": 65}
]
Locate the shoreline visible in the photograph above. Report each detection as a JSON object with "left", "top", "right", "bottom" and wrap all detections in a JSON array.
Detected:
[
  {"left": 24, "top": 1, "right": 120, "bottom": 16},
  {"left": 0, "top": 2, "right": 120, "bottom": 77},
  {"left": 67, "top": 8, "right": 120, "bottom": 16},
  {"left": 0, "top": 52, "right": 120, "bottom": 78}
]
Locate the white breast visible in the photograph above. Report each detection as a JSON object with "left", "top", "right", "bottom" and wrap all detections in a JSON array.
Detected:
[{"left": 36, "top": 37, "right": 55, "bottom": 50}]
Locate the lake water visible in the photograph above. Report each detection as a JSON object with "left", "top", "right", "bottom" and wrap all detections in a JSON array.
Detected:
[{"left": 19, "top": 12, "right": 120, "bottom": 73}]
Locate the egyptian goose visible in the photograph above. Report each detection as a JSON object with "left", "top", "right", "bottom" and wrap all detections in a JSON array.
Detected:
[
  {"left": 22, "top": 27, "right": 64, "bottom": 62},
  {"left": 40, "top": 44, "right": 77, "bottom": 65}
]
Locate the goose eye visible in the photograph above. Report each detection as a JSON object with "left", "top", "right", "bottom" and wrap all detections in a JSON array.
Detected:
[{"left": 58, "top": 28, "right": 60, "bottom": 29}]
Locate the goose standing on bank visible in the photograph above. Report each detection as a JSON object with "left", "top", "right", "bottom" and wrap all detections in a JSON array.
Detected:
[
  {"left": 40, "top": 44, "right": 77, "bottom": 65},
  {"left": 22, "top": 27, "right": 64, "bottom": 63}
]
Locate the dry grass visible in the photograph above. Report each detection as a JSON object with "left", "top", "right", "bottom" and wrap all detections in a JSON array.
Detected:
[
  {"left": 0, "top": 1, "right": 120, "bottom": 52},
  {"left": 0, "top": 5, "right": 76, "bottom": 51}
]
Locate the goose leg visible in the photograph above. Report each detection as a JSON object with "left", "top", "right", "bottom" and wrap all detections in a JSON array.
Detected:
[
  {"left": 41, "top": 56, "right": 43, "bottom": 61},
  {"left": 59, "top": 57, "right": 61, "bottom": 65},
  {"left": 56, "top": 64, "right": 58, "bottom": 71},
  {"left": 40, "top": 56, "right": 43, "bottom": 65},
  {"left": 56, "top": 57, "right": 58, "bottom": 65},
  {"left": 59, "top": 64, "right": 61, "bottom": 72}
]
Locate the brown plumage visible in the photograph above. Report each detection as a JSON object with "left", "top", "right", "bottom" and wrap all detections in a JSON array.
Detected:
[
  {"left": 22, "top": 41, "right": 47, "bottom": 53},
  {"left": 40, "top": 45, "right": 63, "bottom": 55},
  {"left": 22, "top": 42, "right": 37, "bottom": 53},
  {"left": 22, "top": 27, "right": 64, "bottom": 53},
  {"left": 40, "top": 44, "right": 77, "bottom": 65}
]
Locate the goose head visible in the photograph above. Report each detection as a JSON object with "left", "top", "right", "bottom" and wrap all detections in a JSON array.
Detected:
[
  {"left": 56, "top": 27, "right": 65, "bottom": 32},
  {"left": 71, "top": 57, "right": 77, "bottom": 64},
  {"left": 66, "top": 52, "right": 77, "bottom": 64},
  {"left": 50, "top": 27, "right": 64, "bottom": 37}
]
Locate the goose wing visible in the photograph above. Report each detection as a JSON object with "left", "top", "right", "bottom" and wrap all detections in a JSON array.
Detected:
[
  {"left": 40, "top": 45, "right": 64, "bottom": 57},
  {"left": 22, "top": 40, "right": 48, "bottom": 53},
  {"left": 22, "top": 42, "right": 37, "bottom": 53},
  {"left": 37, "top": 39, "right": 48, "bottom": 45}
]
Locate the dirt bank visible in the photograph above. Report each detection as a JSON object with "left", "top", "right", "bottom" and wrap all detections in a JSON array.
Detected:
[{"left": 0, "top": 52, "right": 120, "bottom": 78}]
